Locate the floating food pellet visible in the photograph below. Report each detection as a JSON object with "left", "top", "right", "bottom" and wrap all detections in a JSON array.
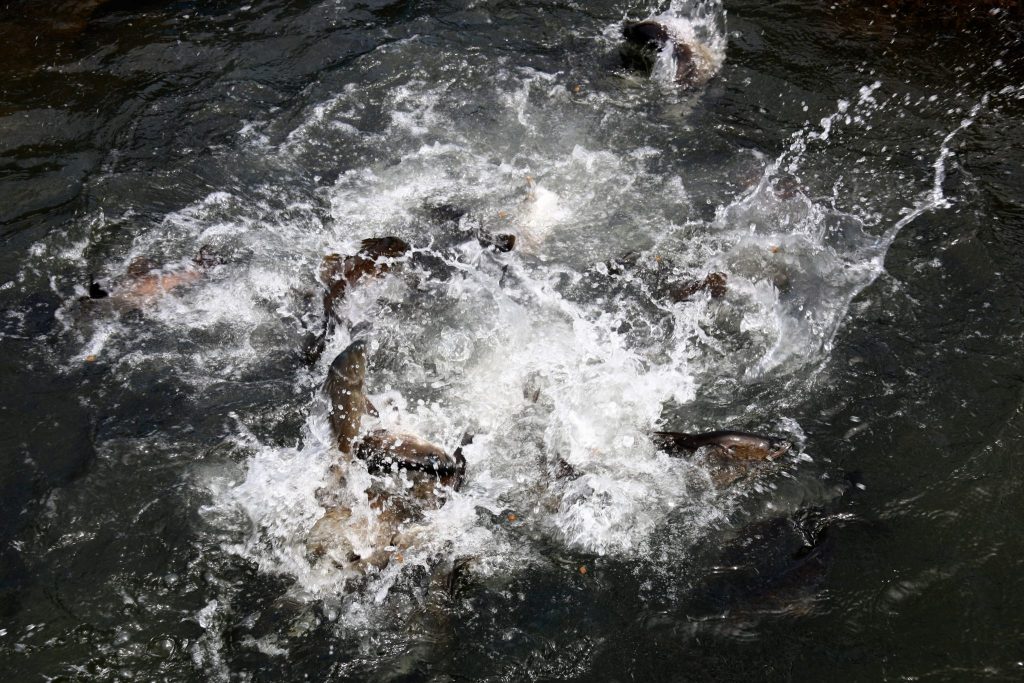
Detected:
[
  {"left": 769, "top": 245, "right": 781, "bottom": 254},
  {"left": 498, "top": 210, "right": 508, "bottom": 219},
  {"left": 573, "top": 85, "right": 581, "bottom": 94},
  {"left": 578, "top": 566, "right": 588, "bottom": 575},
  {"left": 395, "top": 553, "right": 404, "bottom": 563},
  {"left": 85, "top": 355, "right": 97, "bottom": 363},
  {"left": 506, "top": 513, "right": 518, "bottom": 522}
]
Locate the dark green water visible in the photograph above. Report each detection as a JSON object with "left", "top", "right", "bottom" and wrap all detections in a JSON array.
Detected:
[{"left": 2, "top": 1, "right": 1023, "bottom": 680}]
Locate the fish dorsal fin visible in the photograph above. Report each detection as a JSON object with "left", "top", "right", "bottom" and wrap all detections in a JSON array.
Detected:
[{"left": 364, "top": 396, "right": 379, "bottom": 418}]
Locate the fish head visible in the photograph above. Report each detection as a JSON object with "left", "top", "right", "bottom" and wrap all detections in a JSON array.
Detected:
[
  {"left": 329, "top": 339, "right": 368, "bottom": 386},
  {"left": 623, "top": 20, "right": 670, "bottom": 48}
]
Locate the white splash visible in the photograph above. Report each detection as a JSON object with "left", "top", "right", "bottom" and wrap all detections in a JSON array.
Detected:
[{"left": 26, "top": 4, "right": 986, "bottom": 629}]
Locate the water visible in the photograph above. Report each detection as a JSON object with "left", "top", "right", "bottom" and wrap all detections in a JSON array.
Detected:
[{"left": 2, "top": 0, "right": 1023, "bottom": 680}]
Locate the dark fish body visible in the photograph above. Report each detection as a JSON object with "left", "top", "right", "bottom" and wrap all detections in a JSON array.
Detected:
[
  {"left": 672, "top": 42, "right": 698, "bottom": 85},
  {"left": 623, "top": 20, "right": 670, "bottom": 48},
  {"left": 475, "top": 229, "right": 516, "bottom": 253},
  {"left": 307, "top": 237, "right": 411, "bottom": 364},
  {"left": 324, "top": 340, "right": 372, "bottom": 454},
  {"left": 620, "top": 19, "right": 710, "bottom": 87},
  {"left": 80, "top": 245, "right": 221, "bottom": 304},
  {"left": 662, "top": 271, "right": 728, "bottom": 302},
  {"left": 653, "top": 430, "right": 791, "bottom": 461},
  {"left": 685, "top": 510, "right": 836, "bottom": 628},
  {"left": 357, "top": 429, "right": 466, "bottom": 490},
  {"left": 87, "top": 278, "right": 109, "bottom": 299},
  {"left": 320, "top": 237, "right": 411, "bottom": 301}
]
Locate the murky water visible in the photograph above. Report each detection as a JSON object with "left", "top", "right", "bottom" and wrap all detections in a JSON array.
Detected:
[{"left": 2, "top": 0, "right": 1023, "bottom": 680}]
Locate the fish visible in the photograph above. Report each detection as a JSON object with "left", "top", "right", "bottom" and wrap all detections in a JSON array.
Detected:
[
  {"left": 305, "top": 501, "right": 398, "bottom": 572},
  {"left": 577, "top": 252, "right": 728, "bottom": 304},
  {"left": 315, "top": 432, "right": 468, "bottom": 568},
  {"left": 356, "top": 429, "right": 468, "bottom": 491},
  {"left": 662, "top": 271, "right": 728, "bottom": 302},
  {"left": 623, "top": 20, "right": 671, "bottom": 47},
  {"left": 683, "top": 510, "right": 835, "bottom": 633},
  {"left": 81, "top": 246, "right": 222, "bottom": 304},
  {"left": 309, "top": 342, "right": 470, "bottom": 574},
  {"left": 323, "top": 340, "right": 378, "bottom": 455},
  {"left": 652, "top": 430, "right": 791, "bottom": 462},
  {"left": 475, "top": 228, "right": 516, "bottom": 253},
  {"left": 306, "top": 237, "right": 411, "bottom": 364},
  {"left": 86, "top": 276, "right": 109, "bottom": 300},
  {"left": 320, "top": 237, "right": 411, "bottom": 308},
  {"left": 621, "top": 20, "right": 718, "bottom": 87}
]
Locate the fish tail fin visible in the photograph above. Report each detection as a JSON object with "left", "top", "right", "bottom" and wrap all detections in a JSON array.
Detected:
[
  {"left": 87, "top": 275, "right": 109, "bottom": 300},
  {"left": 450, "top": 432, "right": 473, "bottom": 491}
]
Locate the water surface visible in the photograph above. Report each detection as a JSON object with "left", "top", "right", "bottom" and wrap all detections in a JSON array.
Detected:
[{"left": 1, "top": 0, "right": 1023, "bottom": 680}]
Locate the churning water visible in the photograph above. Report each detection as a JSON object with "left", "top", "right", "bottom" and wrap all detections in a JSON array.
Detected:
[{"left": 2, "top": 0, "right": 1023, "bottom": 680}]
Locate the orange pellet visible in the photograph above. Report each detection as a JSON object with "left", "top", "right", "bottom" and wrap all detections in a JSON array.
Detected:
[
  {"left": 578, "top": 566, "right": 587, "bottom": 575},
  {"left": 506, "top": 513, "right": 517, "bottom": 522},
  {"left": 85, "top": 355, "right": 97, "bottom": 363}
]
